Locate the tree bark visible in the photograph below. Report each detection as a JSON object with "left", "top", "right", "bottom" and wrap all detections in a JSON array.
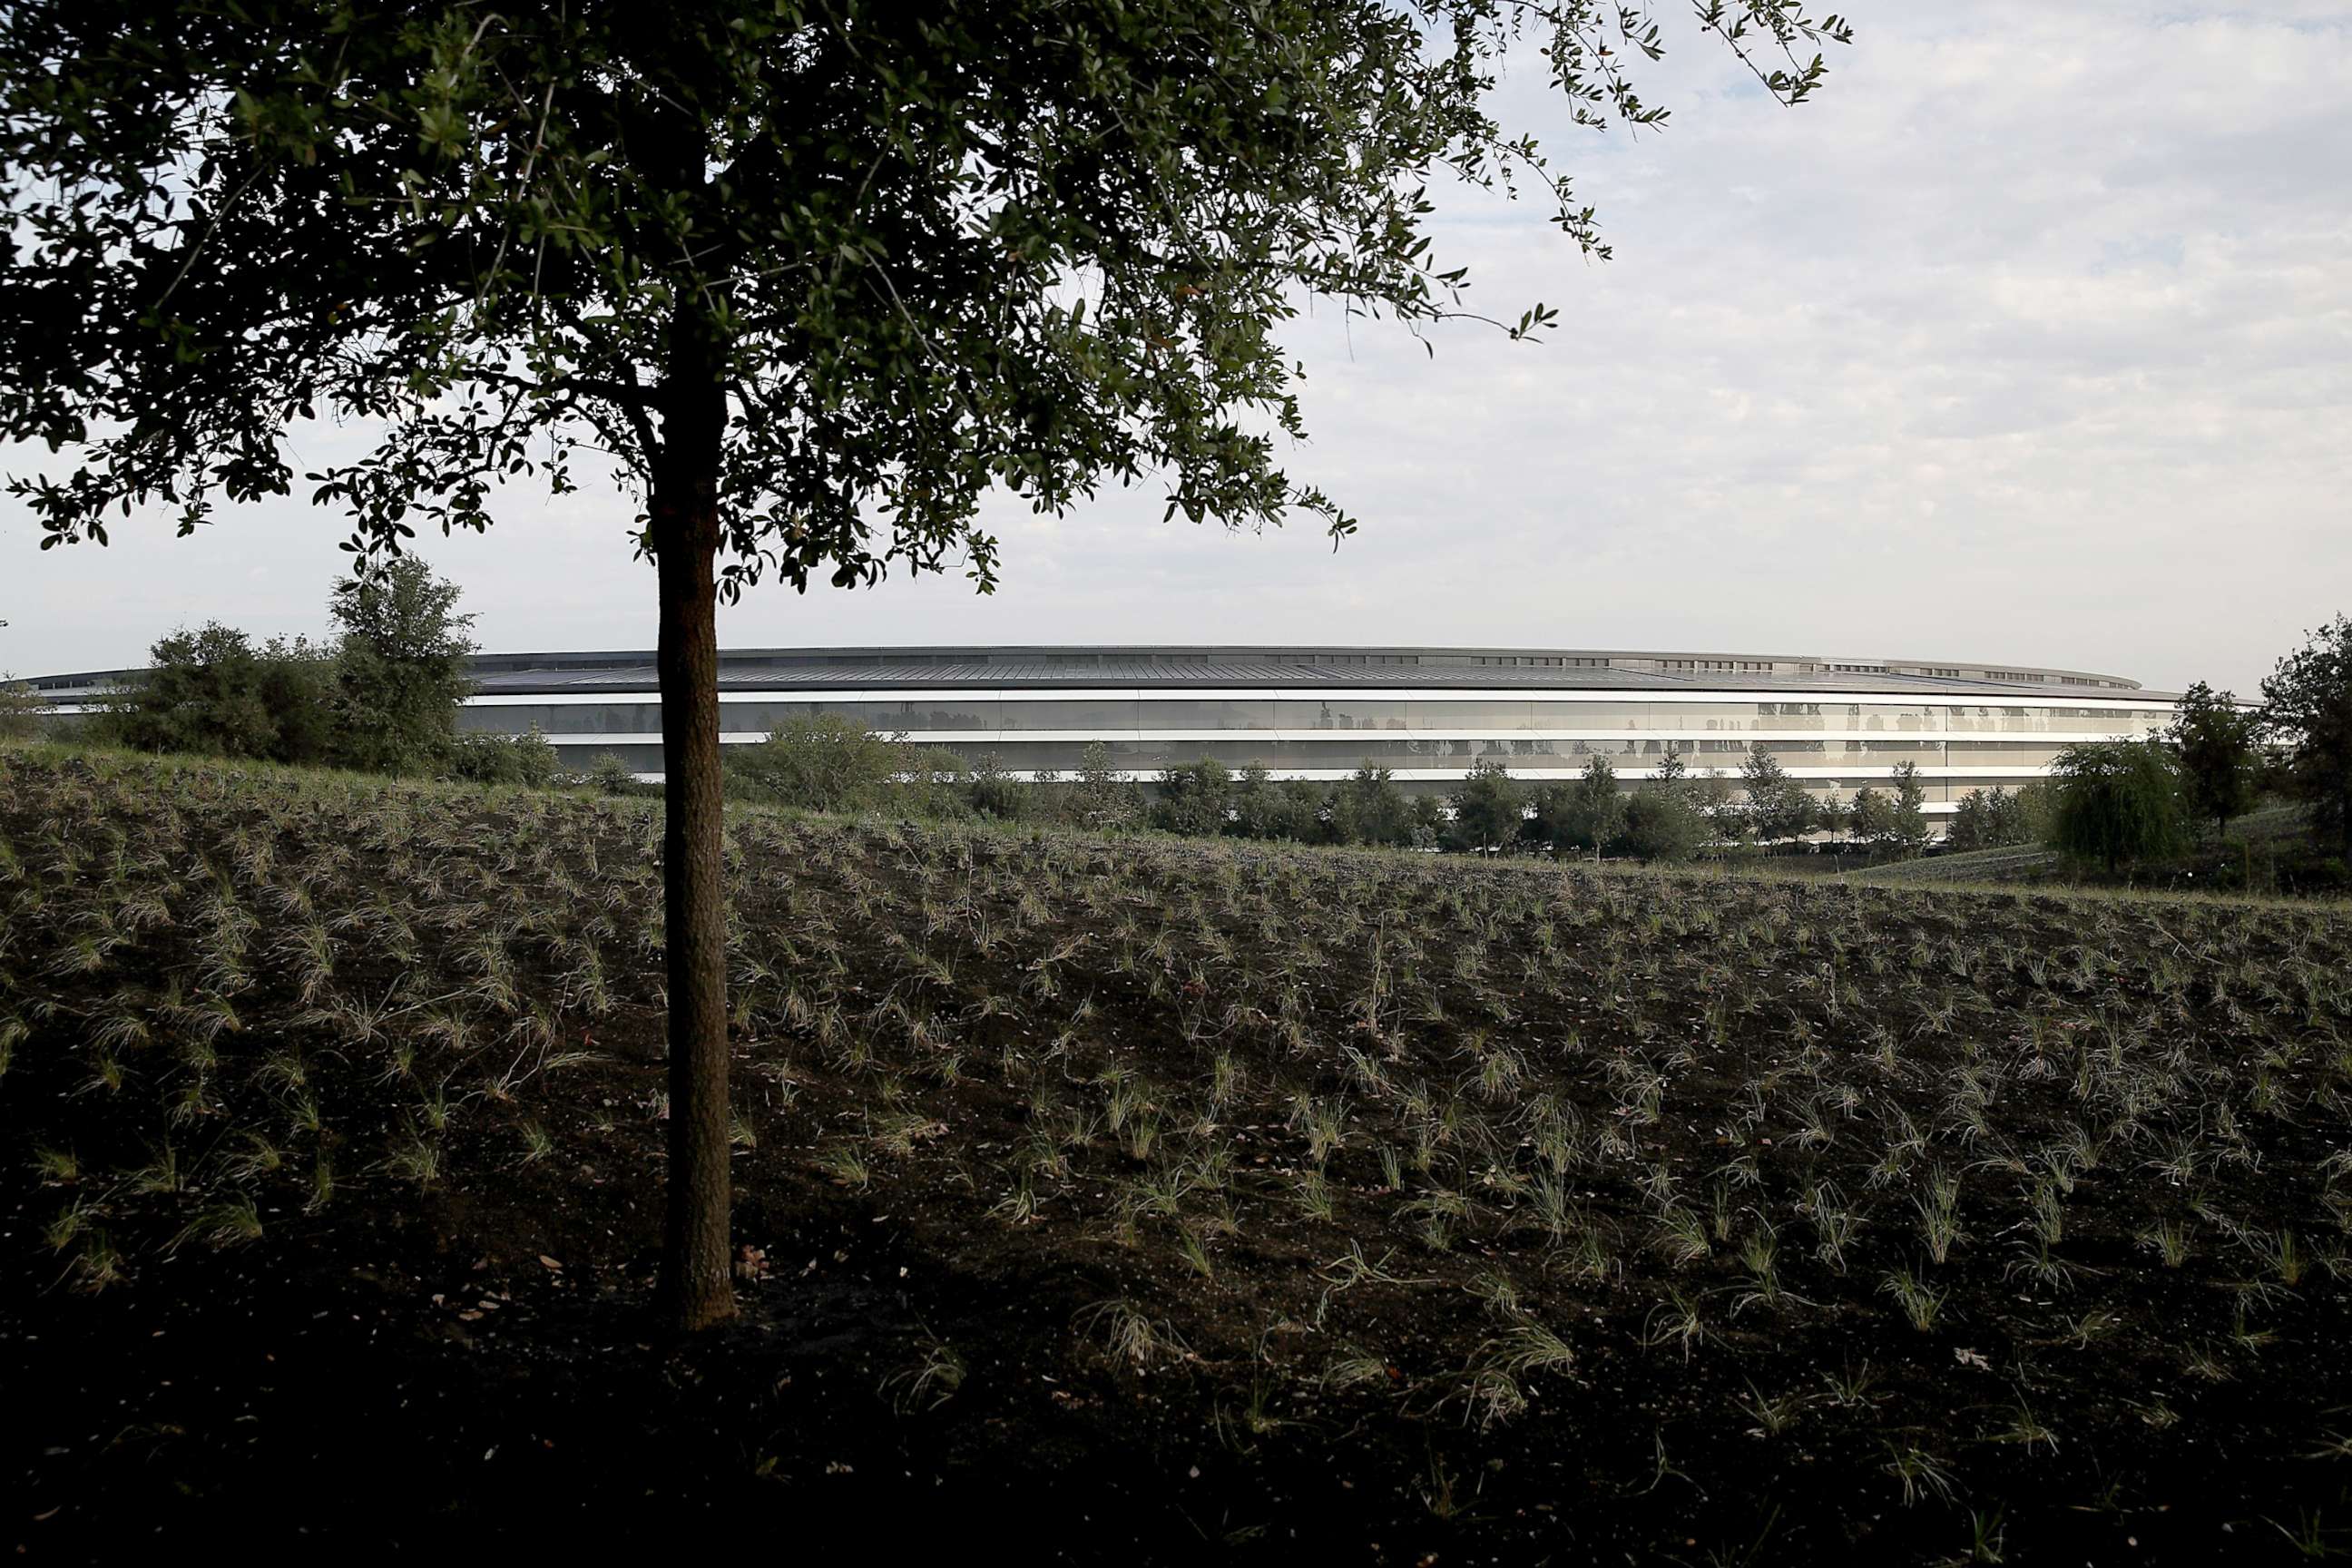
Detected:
[{"left": 651, "top": 332, "right": 737, "bottom": 1333}]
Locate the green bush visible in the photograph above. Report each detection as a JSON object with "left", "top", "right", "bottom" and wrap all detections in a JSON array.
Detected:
[
  {"left": 448, "top": 727, "right": 557, "bottom": 788},
  {"left": 2049, "top": 740, "right": 2187, "bottom": 873}
]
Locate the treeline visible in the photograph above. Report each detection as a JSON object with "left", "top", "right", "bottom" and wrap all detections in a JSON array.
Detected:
[
  {"left": 711, "top": 715, "right": 1941, "bottom": 862},
  {"left": 13, "top": 560, "right": 561, "bottom": 786}
]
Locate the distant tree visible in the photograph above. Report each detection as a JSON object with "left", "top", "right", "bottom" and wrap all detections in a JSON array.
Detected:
[
  {"left": 2259, "top": 618, "right": 2352, "bottom": 858},
  {"left": 0, "top": 676, "right": 47, "bottom": 740},
  {"left": 1695, "top": 769, "right": 1746, "bottom": 849},
  {"left": 1815, "top": 788, "right": 1849, "bottom": 849},
  {"left": 1070, "top": 740, "right": 1141, "bottom": 833},
  {"left": 584, "top": 752, "right": 642, "bottom": 798},
  {"left": 1333, "top": 763, "right": 1411, "bottom": 848},
  {"left": 328, "top": 556, "right": 476, "bottom": 774},
  {"left": 2165, "top": 681, "right": 2261, "bottom": 843},
  {"left": 1945, "top": 788, "right": 1994, "bottom": 852},
  {"left": 1887, "top": 761, "right": 1932, "bottom": 856},
  {"left": 965, "top": 753, "right": 1025, "bottom": 820},
  {"left": 1740, "top": 749, "right": 1815, "bottom": 847},
  {"left": 1617, "top": 787, "right": 1705, "bottom": 863},
  {"left": 103, "top": 622, "right": 334, "bottom": 764},
  {"left": 1229, "top": 763, "right": 1279, "bottom": 840},
  {"left": 896, "top": 747, "right": 973, "bottom": 818},
  {"left": 1945, "top": 785, "right": 2030, "bottom": 852},
  {"left": 1276, "top": 779, "right": 1336, "bottom": 844},
  {"left": 449, "top": 725, "right": 557, "bottom": 789},
  {"left": 725, "top": 715, "right": 905, "bottom": 812},
  {"left": 2014, "top": 779, "right": 2060, "bottom": 845},
  {"left": 1534, "top": 753, "right": 1623, "bottom": 858},
  {"left": 1847, "top": 785, "right": 1895, "bottom": 852},
  {"left": 1155, "top": 758, "right": 1234, "bottom": 838},
  {"left": 1452, "top": 758, "right": 1524, "bottom": 854},
  {"left": 2048, "top": 740, "right": 2187, "bottom": 873}
]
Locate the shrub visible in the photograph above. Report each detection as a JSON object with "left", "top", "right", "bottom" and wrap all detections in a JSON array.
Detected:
[
  {"left": 448, "top": 726, "right": 557, "bottom": 788},
  {"left": 0, "top": 677, "right": 48, "bottom": 740},
  {"left": 584, "top": 752, "right": 642, "bottom": 797},
  {"left": 1615, "top": 788, "right": 1705, "bottom": 863},
  {"left": 1154, "top": 759, "right": 1234, "bottom": 838},
  {"left": 2048, "top": 740, "right": 2187, "bottom": 873},
  {"left": 1449, "top": 758, "right": 1523, "bottom": 854},
  {"left": 725, "top": 715, "right": 906, "bottom": 811},
  {"left": 2260, "top": 616, "right": 2351, "bottom": 858},
  {"left": 100, "top": 622, "right": 336, "bottom": 765}
]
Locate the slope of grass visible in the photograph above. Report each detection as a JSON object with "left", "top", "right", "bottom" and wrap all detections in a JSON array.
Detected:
[{"left": 5, "top": 747, "right": 2352, "bottom": 1561}]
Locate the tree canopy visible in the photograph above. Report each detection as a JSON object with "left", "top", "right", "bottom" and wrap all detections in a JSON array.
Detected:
[{"left": 0, "top": 0, "right": 1851, "bottom": 1329}]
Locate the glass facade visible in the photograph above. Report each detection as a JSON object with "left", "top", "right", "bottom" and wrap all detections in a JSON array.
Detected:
[{"left": 516, "top": 679, "right": 2180, "bottom": 824}]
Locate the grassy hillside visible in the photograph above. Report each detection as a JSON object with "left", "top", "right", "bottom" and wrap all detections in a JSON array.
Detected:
[{"left": 5, "top": 748, "right": 2352, "bottom": 1561}]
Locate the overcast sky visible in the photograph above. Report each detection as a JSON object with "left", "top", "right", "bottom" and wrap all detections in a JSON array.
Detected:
[{"left": 5, "top": 2, "right": 2347, "bottom": 694}]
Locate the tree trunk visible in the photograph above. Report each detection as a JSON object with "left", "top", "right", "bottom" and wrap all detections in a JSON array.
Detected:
[{"left": 652, "top": 343, "right": 736, "bottom": 1333}]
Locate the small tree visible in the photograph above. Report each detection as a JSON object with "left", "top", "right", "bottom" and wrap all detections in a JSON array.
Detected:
[
  {"left": 1617, "top": 787, "right": 1705, "bottom": 863},
  {"left": 2166, "top": 681, "right": 2261, "bottom": 842},
  {"left": 328, "top": 555, "right": 476, "bottom": 774},
  {"left": 726, "top": 715, "right": 906, "bottom": 812},
  {"left": 0, "top": 676, "right": 47, "bottom": 740},
  {"left": 1946, "top": 788, "right": 1993, "bottom": 852},
  {"left": 965, "top": 753, "right": 1025, "bottom": 821},
  {"left": 1847, "top": 785, "right": 1894, "bottom": 853},
  {"left": 2259, "top": 618, "right": 2351, "bottom": 858},
  {"left": 103, "top": 622, "right": 335, "bottom": 764},
  {"left": 1695, "top": 769, "right": 1746, "bottom": 850},
  {"left": 1537, "top": 753, "right": 1624, "bottom": 858},
  {"left": 1333, "top": 763, "right": 1411, "bottom": 848},
  {"left": 1740, "top": 749, "right": 1815, "bottom": 847},
  {"left": 1070, "top": 741, "right": 1140, "bottom": 833},
  {"left": 1276, "top": 779, "right": 1336, "bottom": 844},
  {"left": 1229, "top": 763, "right": 1279, "bottom": 840},
  {"left": 1815, "top": 788, "right": 1849, "bottom": 849},
  {"left": 2048, "top": 741, "right": 2187, "bottom": 873},
  {"left": 1887, "top": 761, "right": 1932, "bottom": 856},
  {"left": 1452, "top": 757, "right": 1524, "bottom": 854},
  {"left": 1154, "top": 758, "right": 1234, "bottom": 838},
  {"left": 584, "top": 752, "right": 642, "bottom": 798},
  {"left": 449, "top": 725, "right": 558, "bottom": 788}
]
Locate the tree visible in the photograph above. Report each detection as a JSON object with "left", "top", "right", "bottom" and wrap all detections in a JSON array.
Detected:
[
  {"left": 328, "top": 556, "right": 478, "bottom": 774},
  {"left": 1740, "top": 748, "right": 1815, "bottom": 847},
  {"left": 449, "top": 725, "right": 558, "bottom": 788},
  {"left": 1, "top": 0, "right": 1849, "bottom": 1330},
  {"left": 1154, "top": 758, "right": 1233, "bottom": 838},
  {"left": 1887, "top": 760, "right": 1932, "bottom": 857},
  {"left": 1617, "top": 787, "right": 1705, "bottom": 863},
  {"left": 1452, "top": 758, "right": 1524, "bottom": 854},
  {"left": 1229, "top": 763, "right": 1279, "bottom": 840},
  {"left": 726, "top": 715, "right": 904, "bottom": 812},
  {"left": 965, "top": 753, "right": 1025, "bottom": 821},
  {"left": 1534, "top": 753, "right": 1623, "bottom": 858},
  {"left": 0, "top": 677, "right": 47, "bottom": 740},
  {"left": 1695, "top": 769, "right": 1746, "bottom": 849},
  {"left": 2260, "top": 618, "right": 2352, "bottom": 858},
  {"left": 1070, "top": 740, "right": 1140, "bottom": 833},
  {"left": 1328, "top": 763, "right": 1408, "bottom": 848},
  {"left": 2166, "top": 681, "right": 2260, "bottom": 843},
  {"left": 2048, "top": 740, "right": 2187, "bottom": 873},
  {"left": 1847, "top": 785, "right": 1895, "bottom": 853},
  {"left": 103, "top": 622, "right": 335, "bottom": 764}
]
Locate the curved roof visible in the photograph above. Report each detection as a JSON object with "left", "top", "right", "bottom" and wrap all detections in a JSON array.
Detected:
[
  {"left": 27, "top": 645, "right": 2159, "bottom": 701},
  {"left": 456, "top": 645, "right": 2149, "bottom": 699}
]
